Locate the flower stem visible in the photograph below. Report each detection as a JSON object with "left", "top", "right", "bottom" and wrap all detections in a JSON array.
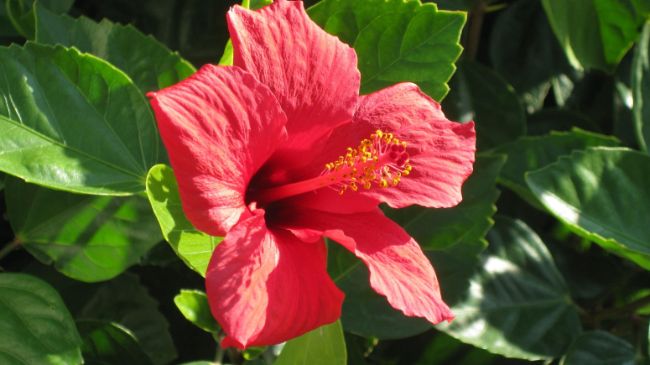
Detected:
[
  {"left": 594, "top": 295, "right": 650, "bottom": 321},
  {"left": 466, "top": 0, "right": 486, "bottom": 60},
  {"left": 0, "top": 239, "right": 22, "bottom": 261}
]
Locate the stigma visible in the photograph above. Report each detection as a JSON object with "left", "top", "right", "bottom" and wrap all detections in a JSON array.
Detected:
[
  {"left": 324, "top": 130, "right": 412, "bottom": 195},
  {"left": 253, "top": 130, "right": 411, "bottom": 205}
]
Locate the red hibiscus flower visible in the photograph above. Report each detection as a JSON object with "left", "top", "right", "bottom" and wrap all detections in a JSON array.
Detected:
[{"left": 148, "top": 0, "right": 475, "bottom": 349}]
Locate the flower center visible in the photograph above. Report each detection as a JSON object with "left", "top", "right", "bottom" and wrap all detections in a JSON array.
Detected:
[{"left": 254, "top": 130, "right": 412, "bottom": 205}]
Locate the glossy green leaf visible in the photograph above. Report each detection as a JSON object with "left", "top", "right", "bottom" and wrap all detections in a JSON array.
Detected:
[
  {"left": 174, "top": 290, "right": 219, "bottom": 334},
  {"left": 0, "top": 273, "right": 82, "bottom": 365},
  {"left": 561, "top": 331, "right": 635, "bottom": 365},
  {"left": 146, "top": 164, "right": 222, "bottom": 277},
  {"left": 0, "top": 43, "right": 159, "bottom": 195},
  {"left": 5, "top": 178, "right": 161, "bottom": 282},
  {"left": 542, "top": 0, "right": 646, "bottom": 71},
  {"left": 442, "top": 60, "right": 526, "bottom": 150},
  {"left": 78, "top": 274, "right": 177, "bottom": 365},
  {"left": 527, "top": 147, "right": 650, "bottom": 270},
  {"left": 308, "top": 0, "right": 465, "bottom": 100},
  {"left": 178, "top": 362, "right": 212, "bottom": 365},
  {"left": 438, "top": 217, "right": 582, "bottom": 360},
  {"left": 0, "top": 0, "right": 19, "bottom": 37},
  {"left": 633, "top": 21, "right": 650, "bottom": 152},
  {"left": 274, "top": 320, "right": 346, "bottom": 365},
  {"left": 526, "top": 109, "right": 599, "bottom": 135},
  {"left": 489, "top": 0, "right": 570, "bottom": 100},
  {"left": 34, "top": 4, "right": 195, "bottom": 93},
  {"left": 334, "top": 155, "right": 502, "bottom": 339},
  {"left": 78, "top": 320, "right": 154, "bottom": 365},
  {"left": 5, "top": 0, "right": 73, "bottom": 38},
  {"left": 492, "top": 129, "right": 619, "bottom": 205}
]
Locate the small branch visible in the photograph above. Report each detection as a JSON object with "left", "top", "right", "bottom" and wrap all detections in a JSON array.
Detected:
[
  {"left": 214, "top": 345, "right": 224, "bottom": 365},
  {"left": 212, "top": 331, "right": 225, "bottom": 365},
  {"left": 593, "top": 295, "right": 650, "bottom": 322},
  {"left": 466, "top": 0, "right": 487, "bottom": 60},
  {"left": 0, "top": 239, "right": 22, "bottom": 261}
]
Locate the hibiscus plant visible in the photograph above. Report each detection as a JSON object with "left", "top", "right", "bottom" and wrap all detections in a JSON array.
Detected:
[{"left": 0, "top": 0, "right": 649, "bottom": 364}]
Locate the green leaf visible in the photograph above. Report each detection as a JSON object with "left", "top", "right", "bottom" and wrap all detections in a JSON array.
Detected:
[
  {"left": 527, "top": 147, "right": 650, "bottom": 270},
  {"left": 442, "top": 60, "right": 526, "bottom": 150},
  {"left": 492, "top": 129, "right": 619, "bottom": 205},
  {"left": 145, "top": 164, "right": 222, "bottom": 276},
  {"left": 0, "top": 42, "right": 159, "bottom": 195},
  {"left": 489, "top": 0, "right": 570, "bottom": 99},
  {"left": 77, "top": 320, "right": 154, "bottom": 365},
  {"left": 526, "top": 108, "right": 600, "bottom": 135},
  {"left": 308, "top": 0, "right": 465, "bottom": 101},
  {"left": 438, "top": 217, "right": 582, "bottom": 360},
  {"left": 332, "top": 155, "right": 502, "bottom": 339},
  {"left": 5, "top": 0, "right": 73, "bottom": 38},
  {"left": 633, "top": 21, "right": 650, "bottom": 152},
  {"left": 274, "top": 320, "right": 346, "bottom": 365},
  {"left": 34, "top": 3, "right": 195, "bottom": 92},
  {"left": 0, "top": 0, "right": 20, "bottom": 37},
  {"left": 561, "top": 331, "right": 635, "bottom": 365},
  {"left": 78, "top": 274, "right": 177, "bottom": 365},
  {"left": 0, "top": 273, "right": 82, "bottom": 365},
  {"left": 5, "top": 178, "right": 162, "bottom": 282},
  {"left": 174, "top": 289, "right": 219, "bottom": 334},
  {"left": 542, "top": 0, "right": 646, "bottom": 71}
]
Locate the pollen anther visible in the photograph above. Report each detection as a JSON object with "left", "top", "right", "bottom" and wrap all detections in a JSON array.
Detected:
[{"left": 323, "top": 129, "right": 412, "bottom": 195}]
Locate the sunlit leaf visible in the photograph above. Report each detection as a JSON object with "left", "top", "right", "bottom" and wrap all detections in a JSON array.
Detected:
[
  {"left": 633, "top": 21, "right": 650, "bottom": 152},
  {"left": 0, "top": 43, "right": 159, "bottom": 195},
  {"left": 0, "top": 273, "right": 82, "bottom": 365},
  {"left": 274, "top": 320, "right": 346, "bottom": 365},
  {"left": 542, "top": 0, "right": 646, "bottom": 71},
  {"left": 492, "top": 129, "right": 619, "bottom": 205},
  {"left": 438, "top": 217, "right": 582, "bottom": 360},
  {"left": 146, "top": 164, "right": 221, "bottom": 277},
  {"left": 5, "top": 179, "right": 161, "bottom": 282},
  {"left": 527, "top": 147, "right": 650, "bottom": 270},
  {"left": 78, "top": 320, "right": 154, "bottom": 365},
  {"left": 308, "top": 0, "right": 465, "bottom": 100},
  {"left": 34, "top": 3, "right": 195, "bottom": 93},
  {"left": 174, "top": 290, "right": 219, "bottom": 334}
]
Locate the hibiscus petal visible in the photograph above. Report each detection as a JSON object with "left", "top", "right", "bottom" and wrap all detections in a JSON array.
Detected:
[
  {"left": 227, "top": 0, "right": 359, "bottom": 155},
  {"left": 148, "top": 65, "right": 287, "bottom": 236},
  {"left": 354, "top": 83, "right": 476, "bottom": 208},
  {"left": 281, "top": 208, "right": 454, "bottom": 325},
  {"left": 278, "top": 83, "right": 475, "bottom": 210},
  {"left": 206, "top": 210, "right": 344, "bottom": 349}
]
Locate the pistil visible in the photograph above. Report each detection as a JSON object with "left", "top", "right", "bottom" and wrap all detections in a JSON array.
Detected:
[{"left": 254, "top": 130, "right": 412, "bottom": 205}]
